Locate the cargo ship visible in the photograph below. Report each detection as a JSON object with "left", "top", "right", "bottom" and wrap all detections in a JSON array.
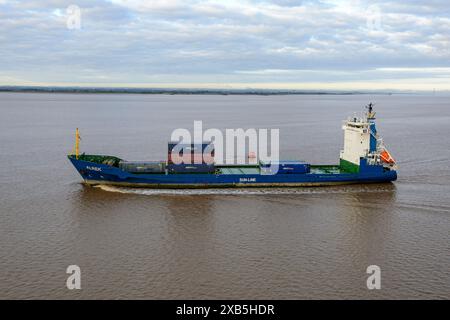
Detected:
[{"left": 68, "top": 104, "right": 397, "bottom": 188}]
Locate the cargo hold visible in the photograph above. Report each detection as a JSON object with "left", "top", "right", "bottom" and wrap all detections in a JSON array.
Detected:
[
  {"left": 260, "top": 161, "right": 311, "bottom": 174},
  {"left": 119, "top": 161, "right": 166, "bottom": 173},
  {"left": 167, "top": 163, "right": 215, "bottom": 173}
]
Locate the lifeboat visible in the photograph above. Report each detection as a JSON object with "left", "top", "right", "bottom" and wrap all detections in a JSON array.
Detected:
[{"left": 380, "top": 150, "right": 396, "bottom": 164}]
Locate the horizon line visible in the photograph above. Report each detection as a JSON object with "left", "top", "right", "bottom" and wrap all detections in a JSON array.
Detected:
[{"left": 0, "top": 84, "right": 448, "bottom": 94}]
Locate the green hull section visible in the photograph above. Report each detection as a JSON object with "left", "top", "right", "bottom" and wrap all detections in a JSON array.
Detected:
[{"left": 340, "top": 158, "right": 359, "bottom": 173}]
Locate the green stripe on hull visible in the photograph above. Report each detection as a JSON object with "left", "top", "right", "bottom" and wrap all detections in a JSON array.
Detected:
[{"left": 339, "top": 158, "right": 360, "bottom": 173}]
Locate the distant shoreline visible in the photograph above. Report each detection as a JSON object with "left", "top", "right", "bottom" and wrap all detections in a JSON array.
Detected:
[{"left": 0, "top": 86, "right": 397, "bottom": 95}]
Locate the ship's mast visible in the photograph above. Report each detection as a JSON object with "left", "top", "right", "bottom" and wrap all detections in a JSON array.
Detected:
[
  {"left": 75, "top": 128, "right": 80, "bottom": 159},
  {"left": 366, "top": 102, "right": 376, "bottom": 120}
]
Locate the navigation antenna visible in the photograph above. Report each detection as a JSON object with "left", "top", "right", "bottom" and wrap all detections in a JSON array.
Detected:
[{"left": 366, "top": 102, "right": 376, "bottom": 120}]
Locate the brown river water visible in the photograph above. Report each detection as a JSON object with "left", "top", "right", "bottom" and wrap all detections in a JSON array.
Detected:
[{"left": 0, "top": 93, "right": 449, "bottom": 299}]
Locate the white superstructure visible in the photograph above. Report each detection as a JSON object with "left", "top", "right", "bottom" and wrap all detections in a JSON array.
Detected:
[
  {"left": 339, "top": 104, "right": 396, "bottom": 170},
  {"left": 340, "top": 116, "right": 373, "bottom": 166}
]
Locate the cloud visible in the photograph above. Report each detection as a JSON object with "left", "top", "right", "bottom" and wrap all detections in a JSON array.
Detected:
[{"left": 0, "top": 0, "right": 449, "bottom": 90}]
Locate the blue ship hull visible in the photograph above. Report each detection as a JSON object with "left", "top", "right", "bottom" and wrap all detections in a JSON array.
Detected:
[{"left": 68, "top": 156, "right": 397, "bottom": 188}]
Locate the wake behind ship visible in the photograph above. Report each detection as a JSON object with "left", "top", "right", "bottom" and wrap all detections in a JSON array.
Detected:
[{"left": 68, "top": 105, "right": 397, "bottom": 188}]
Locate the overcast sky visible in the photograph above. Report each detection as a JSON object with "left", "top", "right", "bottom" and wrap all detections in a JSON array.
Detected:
[{"left": 1, "top": 0, "right": 449, "bottom": 90}]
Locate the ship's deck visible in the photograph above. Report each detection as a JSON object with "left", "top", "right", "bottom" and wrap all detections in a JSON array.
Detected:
[
  {"left": 217, "top": 165, "right": 342, "bottom": 175},
  {"left": 219, "top": 167, "right": 260, "bottom": 174},
  {"left": 310, "top": 165, "right": 342, "bottom": 174}
]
